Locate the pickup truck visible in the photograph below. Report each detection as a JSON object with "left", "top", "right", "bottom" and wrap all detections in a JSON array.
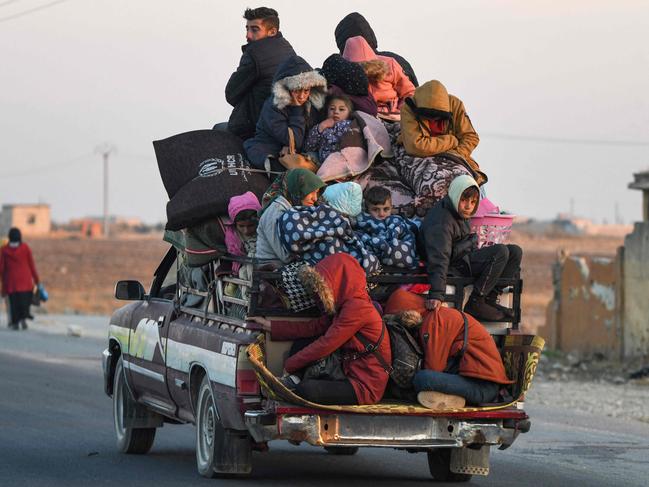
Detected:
[{"left": 102, "top": 246, "right": 543, "bottom": 481}]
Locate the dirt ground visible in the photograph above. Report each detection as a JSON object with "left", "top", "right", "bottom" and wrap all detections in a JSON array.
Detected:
[{"left": 25, "top": 231, "right": 625, "bottom": 330}]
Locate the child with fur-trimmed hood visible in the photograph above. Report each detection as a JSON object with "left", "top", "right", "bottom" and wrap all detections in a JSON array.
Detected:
[{"left": 244, "top": 55, "right": 327, "bottom": 171}]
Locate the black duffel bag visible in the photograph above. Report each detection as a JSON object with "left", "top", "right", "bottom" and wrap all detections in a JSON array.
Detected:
[{"left": 153, "top": 130, "right": 269, "bottom": 231}]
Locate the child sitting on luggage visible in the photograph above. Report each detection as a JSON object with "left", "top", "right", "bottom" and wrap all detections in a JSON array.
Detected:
[
  {"left": 303, "top": 95, "right": 354, "bottom": 164},
  {"left": 243, "top": 56, "right": 328, "bottom": 172},
  {"left": 420, "top": 175, "right": 522, "bottom": 322}
]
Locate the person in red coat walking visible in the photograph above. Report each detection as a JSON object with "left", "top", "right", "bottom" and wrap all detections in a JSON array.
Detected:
[
  {"left": 251, "top": 253, "right": 391, "bottom": 405},
  {"left": 0, "top": 228, "right": 39, "bottom": 330}
]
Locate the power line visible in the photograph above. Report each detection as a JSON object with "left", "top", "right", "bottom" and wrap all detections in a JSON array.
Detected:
[
  {"left": 0, "top": 0, "right": 69, "bottom": 23},
  {"left": 482, "top": 132, "right": 649, "bottom": 147}
]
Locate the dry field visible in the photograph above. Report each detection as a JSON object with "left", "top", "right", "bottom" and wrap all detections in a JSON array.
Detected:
[{"left": 26, "top": 231, "right": 625, "bottom": 333}]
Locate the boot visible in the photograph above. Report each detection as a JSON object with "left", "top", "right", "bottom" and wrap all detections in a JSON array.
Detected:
[
  {"left": 21, "top": 320, "right": 28, "bottom": 330},
  {"left": 486, "top": 291, "right": 514, "bottom": 318},
  {"left": 417, "top": 391, "right": 466, "bottom": 410},
  {"left": 464, "top": 294, "right": 506, "bottom": 322}
]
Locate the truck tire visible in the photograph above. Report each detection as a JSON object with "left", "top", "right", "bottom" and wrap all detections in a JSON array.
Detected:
[
  {"left": 324, "top": 446, "right": 359, "bottom": 455},
  {"left": 113, "top": 357, "right": 156, "bottom": 454},
  {"left": 426, "top": 449, "right": 472, "bottom": 482},
  {"left": 195, "top": 375, "right": 252, "bottom": 477}
]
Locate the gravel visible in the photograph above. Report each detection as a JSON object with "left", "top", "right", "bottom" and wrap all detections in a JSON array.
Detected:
[{"left": 527, "top": 351, "right": 649, "bottom": 424}]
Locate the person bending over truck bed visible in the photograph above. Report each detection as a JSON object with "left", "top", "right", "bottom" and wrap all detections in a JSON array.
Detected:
[
  {"left": 385, "top": 288, "right": 514, "bottom": 409},
  {"left": 250, "top": 253, "right": 391, "bottom": 405}
]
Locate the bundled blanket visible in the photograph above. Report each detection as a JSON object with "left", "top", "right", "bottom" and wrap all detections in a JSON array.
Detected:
[
  {"left": 354, "top": 214, "right": 419, "bottom": 269},
  {"left": 278, "top": 205, "right": 381, "bottom": 274},
  {"left": 316, "top": 111, "right": 392, "bottom": 182}
]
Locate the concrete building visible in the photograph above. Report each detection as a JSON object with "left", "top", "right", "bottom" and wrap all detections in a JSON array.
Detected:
[
  {"left": 544, "top": 170, "right": 649, "bottom": 358},
  {"left": 0, "top": 204, "right": 51, "bottom": 237}
]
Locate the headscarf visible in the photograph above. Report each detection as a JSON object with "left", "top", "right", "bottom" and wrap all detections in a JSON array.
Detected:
[
  {"left": 322, "top": 182, "right": 363, "bottom": 216},
  {"left": 8, "top": 227, "right": 21, "bottom": 244},
  {"left": 261, "top": 169, "right": 325, "bottom": 214},
  {"left": 223, "top": 192, "right": 261, "bottom": 272}
]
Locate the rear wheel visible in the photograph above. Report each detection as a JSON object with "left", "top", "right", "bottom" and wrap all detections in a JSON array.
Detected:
[
  {"left": 427, "top": 448, "right": 472, "bottom": 482},
  {"left": 195, "top": 375, "right": 252, "bottom": 477},
  {"left": 324, "top": 446, "right": 360, "bottom": 455},
  {"left": 113, "top": 357, "right": 156, "bottom": 454}
]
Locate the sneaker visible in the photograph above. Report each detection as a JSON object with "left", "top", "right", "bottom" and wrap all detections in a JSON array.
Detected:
[
  {"left": 279, "top": 374, "right": 301, "bottom": 391},
  {"left": 464, "top": 295, "right": 506, "bottom": 322},
  {"left": 417, "top": 391, "right": 466, "bottom": 410}
]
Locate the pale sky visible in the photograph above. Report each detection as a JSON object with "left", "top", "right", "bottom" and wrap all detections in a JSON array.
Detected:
[{"left": 1, "top": 0, "right": 648, "bottom": 224}]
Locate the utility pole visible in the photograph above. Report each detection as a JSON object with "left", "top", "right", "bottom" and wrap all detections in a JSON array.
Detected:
[{"left": 95, "top": 144, "right": 116, "bottom": 238}]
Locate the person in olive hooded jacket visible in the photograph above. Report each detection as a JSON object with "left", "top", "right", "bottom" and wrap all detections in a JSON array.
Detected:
[
  {"left": 400, "top": 80, "right": 486, "bottom": 185},
  {"left": 420, "top": 175, "right": 522, "bottom": 322}
]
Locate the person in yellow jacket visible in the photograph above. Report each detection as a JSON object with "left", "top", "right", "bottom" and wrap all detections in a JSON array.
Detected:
[{"left": 399, "top": 80, "right": 486, "bottom": 185}]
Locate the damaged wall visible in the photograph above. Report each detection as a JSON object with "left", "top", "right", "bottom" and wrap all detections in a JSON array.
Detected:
[
  {"left": 623, "top": 222, "right": 649, "bottom": 358},
  {"left": 546, "top": 254, "right": 622, "bottom": 358}
]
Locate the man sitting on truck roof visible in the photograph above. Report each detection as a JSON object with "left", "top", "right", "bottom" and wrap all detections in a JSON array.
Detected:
[{"left": 220, "top": 7, "right": 296, "bottom": 140}]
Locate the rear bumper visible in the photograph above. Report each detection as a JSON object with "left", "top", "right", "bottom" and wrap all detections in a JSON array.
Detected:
[{"left": 245, "top": 409, "right": 527, "bottom": 449}]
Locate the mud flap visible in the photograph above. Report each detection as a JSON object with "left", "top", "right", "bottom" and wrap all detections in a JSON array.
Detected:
[
  {"left": 450, "top": 446, "right": 490, "bottom": 476},
  {"left": 214, "top": 429, "right": 252, "bottom": 474}
]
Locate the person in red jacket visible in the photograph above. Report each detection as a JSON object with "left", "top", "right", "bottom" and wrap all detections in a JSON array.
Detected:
[
  {"left": 385, "top": 289, "right": 513, "bottom": 409},
  {"left": 251, "top": 253, "right": 391, "bottom": 405},
  {"left": 0, "top": 228, "right": 39, "bottom": 330}
]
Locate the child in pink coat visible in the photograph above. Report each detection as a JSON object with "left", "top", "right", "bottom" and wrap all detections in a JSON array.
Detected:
[{"left": 343, "top": 36, "right": 415, "bottom": 121}]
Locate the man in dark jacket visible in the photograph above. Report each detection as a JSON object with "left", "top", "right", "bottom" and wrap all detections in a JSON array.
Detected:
[
  {"left": 334, "top": 12, "right": 419, "bottom": 87},
  {"left": 420, "top": 175, "right": 522, "bottom": 322},
  {"left": 223, "top": 7, "right": 296, "bottom": 140}
]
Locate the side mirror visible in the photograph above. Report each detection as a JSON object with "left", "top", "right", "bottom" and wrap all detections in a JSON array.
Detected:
[{"left": 115, "top": 280, "right": 146, "bottom": 301}]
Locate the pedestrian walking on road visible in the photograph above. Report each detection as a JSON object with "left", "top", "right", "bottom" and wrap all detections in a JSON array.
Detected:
[{"left": 0, "top": 227, "right": 39, "bottom": 330}]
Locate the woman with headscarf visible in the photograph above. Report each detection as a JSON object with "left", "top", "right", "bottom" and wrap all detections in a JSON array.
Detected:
[
  {"left": 255, "top": 168, "right": 325, "bottom": 262},
  {"left": 0, "top": 227, "right": 39, "bottom": 330}
]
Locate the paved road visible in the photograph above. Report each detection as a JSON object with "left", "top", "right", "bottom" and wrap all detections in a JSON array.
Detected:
[{"left": 1, "top": 316, "right": 648, "bottom": 486}]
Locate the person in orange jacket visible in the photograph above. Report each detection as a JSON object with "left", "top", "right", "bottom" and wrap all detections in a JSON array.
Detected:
[{"left": 385, "top": 288, "right": 513, "bottom": 409}]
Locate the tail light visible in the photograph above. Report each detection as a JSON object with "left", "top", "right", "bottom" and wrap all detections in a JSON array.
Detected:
[{"left": 236, "top": 368, "right": 260, "bottom": 395}]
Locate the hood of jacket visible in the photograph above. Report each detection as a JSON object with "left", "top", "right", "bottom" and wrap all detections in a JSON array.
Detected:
[
  {"left": 321, "top": 54, "right": 369, "bottom": 96},
  {"left": 272, "top": 55, "right": 327, "bottom": 110},
  {"left": 342, "top": 36, "right": 378, "bottom": 63},
  {"left": 298, "top": 253, "right": 369, "bottom": 314},
  {"left": 227, "top": 191, "right": 261, "bottom": 221},
  {"left": 335, "top": 12, "right": 378, "bottom": 53},
  {"left": 410, "top": 80, "right": 451, "bottom": 118},
  {"left": 448, "top": 174, "right": 480, "bottom": 216},
  {"left": 323, "top": 182, "right": 363, "bottom": 217}
]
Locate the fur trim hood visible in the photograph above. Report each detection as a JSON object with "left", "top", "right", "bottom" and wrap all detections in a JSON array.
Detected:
[
  {"left": 272, "top": 55, "right": 327, "bottom": 110},
  {"left": 298, "top": 253, "right": 369, "bottom": 314}
]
